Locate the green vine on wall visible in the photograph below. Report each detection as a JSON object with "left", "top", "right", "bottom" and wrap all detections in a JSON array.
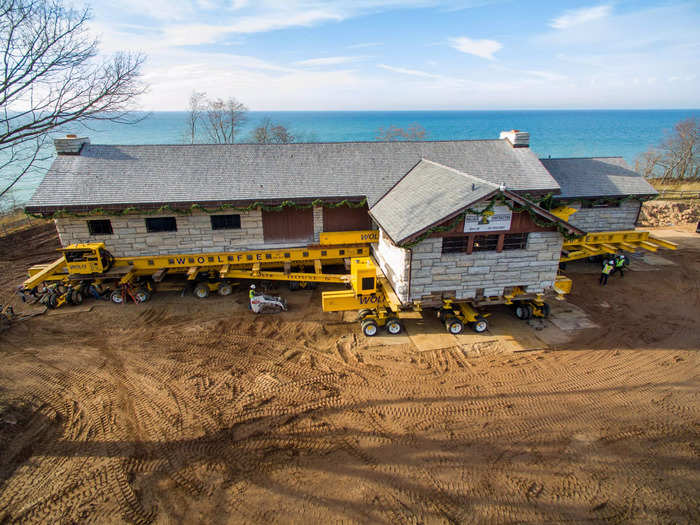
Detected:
[{"left": 26, "top": 198, "right": 368, "bottom": 220}]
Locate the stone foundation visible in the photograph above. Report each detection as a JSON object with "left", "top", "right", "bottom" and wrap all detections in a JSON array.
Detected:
[
  {"left": 565, "top": 200, "right": 640, "bottom": 232},
  {"left": 408, "top": 232, "right": 563, "bottom": 302},
  {"left": 55, "top": 211, "right": 265, "bottom": 257}
]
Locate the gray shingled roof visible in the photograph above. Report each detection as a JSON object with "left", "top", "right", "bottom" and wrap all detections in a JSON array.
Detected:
[
  {"left": 540, "top": 157, "right": 657, "bottom": 199},
  {"left": 369, "top": 159, "right": 499, "bottom": 244},
  {"left": 27, "top": 140, "right": 560, "bottom": 211}
]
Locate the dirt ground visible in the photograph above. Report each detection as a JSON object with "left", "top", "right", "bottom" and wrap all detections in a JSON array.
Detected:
[{"left": 0, "top": 224, "right": 698, "bottom": 524}]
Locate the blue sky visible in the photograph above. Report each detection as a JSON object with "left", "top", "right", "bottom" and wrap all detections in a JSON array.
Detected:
[{"left": 87, "top": 0, "right": 700, "bottom": 110}]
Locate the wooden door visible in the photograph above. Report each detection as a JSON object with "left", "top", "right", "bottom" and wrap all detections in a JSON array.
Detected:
[
  {"left": 323, "top": 205, "right": 371, "bottom": 232},
  {"left": 262, "top": 208, "right": 314, "bottom": 243}
]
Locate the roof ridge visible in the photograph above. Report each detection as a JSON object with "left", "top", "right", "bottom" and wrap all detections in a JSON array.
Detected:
[
  {"left": 540, "top": 156, "right": 625, "bottom": 160},
  {"left": 82, "top": 138, "right": 506, "bottom": 148},
  {"left": 419, "top": 158, "right": 499, "bottom": 188}
]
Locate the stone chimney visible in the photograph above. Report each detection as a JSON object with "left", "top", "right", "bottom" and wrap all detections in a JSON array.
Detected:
[
  {"left": 54, "top": 134, "right": 90, "bottom": 155},
  {"left": 499, "top": 129, "right": 529, "bottom": 148}
]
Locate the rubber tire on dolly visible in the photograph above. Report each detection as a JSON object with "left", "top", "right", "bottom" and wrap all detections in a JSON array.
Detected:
[
  {"left": 218, "top": 283, "right": 233, "bottom": 296},
  {"left": 444, "top": 316, "right": 464, "bottom": 335},
  {"left": 540, "top": 302, "right": 551, "bottom": 319},
  {"left": 471, "top": 317, "right": 489, "bottom": 333},
  {"left": 385, "top": 317, "right": 402, "bottom": 335},
  {"left": 361, "top": 319, "right": 379, "bottom": 337},
  {"left": 193, "top": 283, "right": 210, "bottom": 299},
  {"left": 110, "top": 290, "right": 124, "bottom": 304},
  {"left": 70, "top": 290, "right": 83, "bottom": 305},
  {"left": 358, "top": 309, "right": 373, "bottom": 320},
  {"left": 514, "top": 303, "right": 531, "bottom": 320},
  {"left": 135, "top": 288, "right": 151, "bottom": 303}
]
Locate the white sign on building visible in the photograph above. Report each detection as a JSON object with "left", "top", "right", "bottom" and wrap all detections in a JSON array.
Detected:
[{"left": 463, "top": 205, "right": 512, "bottom": 233}]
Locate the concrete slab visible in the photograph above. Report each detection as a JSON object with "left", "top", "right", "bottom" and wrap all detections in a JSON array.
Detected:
[
  {"left": 547, "top": 301, "right": 599, "bottom": 331},
  {"left": 455, "top": 311, "right": 548, "bottom": 353},
  {"left": 634, "top": 253, "right": 677, "bottom": 267},
  {"left": 404, "top": 315, "right": 459, "bottom": 352}
]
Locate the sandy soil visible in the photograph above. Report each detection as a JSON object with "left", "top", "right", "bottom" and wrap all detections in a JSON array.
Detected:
[{"left": 0, "top": 224, "right": 698, "bottom": 524}]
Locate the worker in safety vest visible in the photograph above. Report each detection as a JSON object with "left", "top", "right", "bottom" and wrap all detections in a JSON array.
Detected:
[
  {"left": 249, "top": 284, "right": 257, "bottom": 309},
  {"left": 612, "top": 254, "right": 627, "bottom": 278},
  {"left": 599, "top": 260, "right": 614, "bottom": 286}
]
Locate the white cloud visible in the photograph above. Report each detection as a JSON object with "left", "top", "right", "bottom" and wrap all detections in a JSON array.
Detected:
[
  {"left": 449, "top": 36, "right": 502, "bottom": 60},
  {"left": 347, "top": 42, "right": 383, "bottom": 49},
  {"left": 377, "top": 64, "right": 442, "bottom": 79},
  {"left": 550, "top": 5, "right": 611, "bottom": 30},
  {"left": 295, "top": 56, "right": 364, "bottom": 67}
]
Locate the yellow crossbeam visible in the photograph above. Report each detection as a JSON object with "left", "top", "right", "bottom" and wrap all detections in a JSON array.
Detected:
[{"left": 648, "top": 236, "right": 678, "bottom": 250}]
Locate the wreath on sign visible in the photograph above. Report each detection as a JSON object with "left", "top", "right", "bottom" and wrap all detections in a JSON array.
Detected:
[{"left": 26, "top": 198, "right": 368, "bottom": 220}]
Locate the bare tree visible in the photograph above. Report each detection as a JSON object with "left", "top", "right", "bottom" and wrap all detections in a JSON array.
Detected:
[
  {"left": 250, "top": 117, "right": 295, "bottom": 144},
  {"left": 636, "top": 118, "right": 699, "bottom": 181},
  {"left": 185, "top": 91, "right": 206, "bottom": 144},
  {"left": 204, "top": 97, "right": 248, "bottom": 144},
  {"left": 0, "top": 0, "right": 147, "bottom": 199},
  {"left": 375, "top": 123, "right": 427, "bottom": 141}
]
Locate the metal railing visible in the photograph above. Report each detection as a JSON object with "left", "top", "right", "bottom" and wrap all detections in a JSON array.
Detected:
[{"left": 656, "top": 189, "right": 700, "bottom": 200}]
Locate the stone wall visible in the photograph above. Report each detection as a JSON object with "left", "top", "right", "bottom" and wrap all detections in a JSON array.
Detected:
[
  {"left": 408, "top": 232, "right": 563, "bottom": 302},
  {"left": 565, "top": 200, "right": 641, "bottom": 232},
  {"left": 372, "top": 230, "right": 411, "bottom": 303},
  {"left": 54, "top": 211, "right": 265, "bottom": 257},
  {"left": 312, "top": 206, "right": 323, "bottom": 242}
]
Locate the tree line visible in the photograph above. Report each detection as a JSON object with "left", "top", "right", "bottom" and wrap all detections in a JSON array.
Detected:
[
  {"left": 184, "top": 91, "right": 429, "bottom": 145},
  {"left": 636, "top": 118, "right": 699, "bottom": 181}
]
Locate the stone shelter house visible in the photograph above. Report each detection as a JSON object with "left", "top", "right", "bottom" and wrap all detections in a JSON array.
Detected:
[{"left": 25, "top": 130, "right": 657, "bottom": 306}]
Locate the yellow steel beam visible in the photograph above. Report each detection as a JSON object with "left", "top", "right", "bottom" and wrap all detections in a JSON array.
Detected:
[
  {"left": 314, "top": 259, "right": 323, "bottom": 274},
  {"left": 638, "top": 241, "right": 658, "bottom": 252},
  {"left": 619, "top": 242, "right": 638, "bottom": 251},
  {"left": 319, "top": 230, "right": 378, "bottom": 245},
  {"left": 187, "top": 267, "right": 199, "bottom": 280},
  {"left": 599, "top": 243, "right": 619, "bottom": 253},
  {"left": 648, "top": 236, "right": 679, "bottom": 250},
  {"left": 108, "top": 243, "right": 370, "bottom": 274},
  {"left": 224, "top": 269, "right": 349, "bottom": 284},
  {"left": 23, "top": 257, "right": 67, "bottom": 288},
  {"left": 321, "top": 289, "right": 386, "bottom": 312}
]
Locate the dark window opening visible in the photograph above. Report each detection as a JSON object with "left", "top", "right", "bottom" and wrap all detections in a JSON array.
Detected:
[
  {"left": 503, "top": 233, "right": 529, "bottom": 250},
  {"left": 210, "top": 214, "right": 241, "bottom": 230},
  {"left": 442, "top": 236, "right": 469, "bottom": 254},
  {"left": 581, "top": 200, "right": 620, "bottom": 209},
  {"left": 64, "top": 249, "right": 93, "bottom": 262},
  {"left": 87, "top": 219, "right": 113, "bottom": 235},
  {"left": 472, "top": 234, "right": 499, "bottom": 252},
  {"left": 145, "top": 217, "right": 177, "bottom": 233},
  {"left": 361, "top": 277, "right": 375, "bottom": 291}
]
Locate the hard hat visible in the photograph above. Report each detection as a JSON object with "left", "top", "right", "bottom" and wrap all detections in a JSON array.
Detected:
[{"left": 250, "top": 284, "right": 256, "bottom": 289}]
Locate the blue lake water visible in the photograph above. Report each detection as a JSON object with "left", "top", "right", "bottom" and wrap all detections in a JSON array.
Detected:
[{"left": 2, "top": 109, "right": 698, "bottom": 208}]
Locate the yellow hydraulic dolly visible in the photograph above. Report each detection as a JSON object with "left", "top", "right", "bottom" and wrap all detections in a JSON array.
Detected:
[{"left": 437, "top": 300, "right": 490, "bottom": 334}]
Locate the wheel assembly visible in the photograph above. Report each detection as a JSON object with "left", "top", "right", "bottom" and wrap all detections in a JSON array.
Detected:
[
  {"left": 471, "top": 317, "right": 489, "bottom": 333},
  {"left": 70, "top": 290, "right": 84, "bottom": 305},
  {"left": 358, "top": 308, "right": 372, "bottom": 320},
  {"left": 361, "top": 318, "right": 378, "bottom": 337},
  {"left": 135, "top": 288, "right": 151, "bottom": 303},
  {"left": 444, "top": 316, "right": 464, "bottom": 334},
  {"left": 217, "top": 282, "right": 233, "bottom": 296},
  {"left": 385, "top": 317, "right": 402, "bottom": 335},
  {"left": 110, "top": 290, "right": 124, "bottom": 304},
  {"left": 514, "top": 303, "right": 532, "bottom": 320},
  {"left": 193, "top": 283, "right": 210, "bottom": 299}
]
